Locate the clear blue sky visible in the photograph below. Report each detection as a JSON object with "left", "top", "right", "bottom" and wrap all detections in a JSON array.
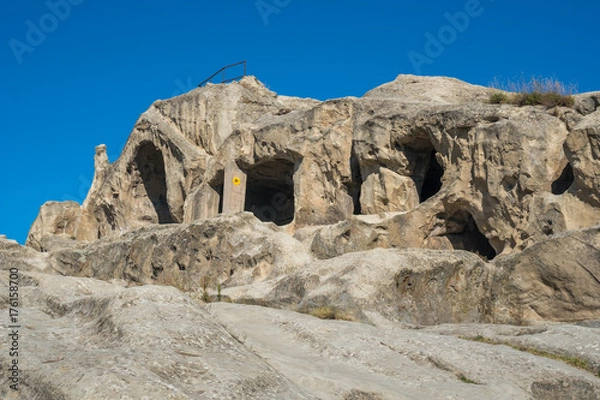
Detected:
[{"left": 2, "top": 0, "right": 599, "bottom": 243}]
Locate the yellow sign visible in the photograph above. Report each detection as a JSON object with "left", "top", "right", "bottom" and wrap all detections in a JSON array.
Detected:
[{"left": 233, "top": 177, "right": 241, "bottom": 186}]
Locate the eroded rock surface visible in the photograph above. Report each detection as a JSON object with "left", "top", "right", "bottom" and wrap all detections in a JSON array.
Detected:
[
  {"left": 14, "top": 213, "right": 600, "bottom": 325},
  {"left": 26, "top": 75, "right": 600, "bottom": 258},
  {"left": 1, "top": 245, "right": 599, "bottom": 399}
]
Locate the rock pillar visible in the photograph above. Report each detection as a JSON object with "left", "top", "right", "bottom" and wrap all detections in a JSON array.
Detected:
[
  {"left": 222, "top": 161, "right": 247, "bottom": 214},
  {"left": 83, "top": 144, "right": 110, "bottom": 207},
  {"left": 184, "top": 185, "right": 221, "bottom": 223}
]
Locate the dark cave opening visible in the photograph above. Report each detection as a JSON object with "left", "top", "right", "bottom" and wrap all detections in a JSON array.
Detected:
[
  {"left": 551, "top": 163, "right": 574, "bottom": 195},
  {"left": 215, "top": 184, "right": 224, "bottom": 214},
  {"left": 244, "top": 159, "right": 295, "bottom": 226},
  {"left": 134, "top": 142, "right": 175, "bottom": 224},
  {"left": 209, "top": 170, "right": 225, "bottom": 215},
  {"left": 442, "top": 210, "right": 497, "bottom": 260},
  {"left": 345, "top": 152, "right": 363, "bottom": 215},
  {"left": 420, "top": 151, "right": 444, "bottom": 202}
]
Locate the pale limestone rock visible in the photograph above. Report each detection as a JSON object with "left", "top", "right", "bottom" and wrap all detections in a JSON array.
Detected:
[
  {"left": 26, "top": 201, "right": 82, "bottom": 251},
  {"left": 566, "top": 109, "right": 600, "bottom": 207},
  {"left": 2, "top": 240, "right": 599, "bottom": 399},
  {"left": 363, "top": 74, "right": 494, "bottom": 104},
  {"left": 0, "top": 272, "right": 314, "bottom": 399},
  {"left": 182, "top": 183, "right": 220, "bottom": 223},
  {"left": 29, "top": 210, "right": 598, "bottom": 325},
  {"left": 491, "top": 225, "right": 600, "bottom": 324},
  {"left": 359, "top": 167, "right": 419, "bottom": 214},
  {"left": 222, "top": 161, "right": 246, "bottom": 214},
  {"left": 83, "top": 144, "right": 110, "bottom": 208},
  {"left": 574, "top": 91, "right": 600, "bottom": 115},
  {"left": 49, "top": 213, "right": 313, "bottom": 289},
  {"left": 209, "top": 303, "right": 600, "bottom": 400}
]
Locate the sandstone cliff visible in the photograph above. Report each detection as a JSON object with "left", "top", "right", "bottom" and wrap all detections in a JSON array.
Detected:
[
  {"left": 27, "top": 76, "right": 600, "bottom": 257},
  {"left": 7, "top": 75, "right": 600, "bottom": 398},
  {"left": 24, "top": 74, "right": 600, "bottom": 321}
]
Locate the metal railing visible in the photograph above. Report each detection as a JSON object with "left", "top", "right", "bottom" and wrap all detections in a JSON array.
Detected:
[{"left": 198, "top": 61, "right": 247, "bottom": 87}]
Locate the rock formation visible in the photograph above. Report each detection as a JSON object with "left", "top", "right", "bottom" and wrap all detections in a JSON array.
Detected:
[
  {"left": 27, "top": 76, "right": 600, "bottom": 257},
  {"left": 4, "top": 75, "right": 600, "bottom": 398}
]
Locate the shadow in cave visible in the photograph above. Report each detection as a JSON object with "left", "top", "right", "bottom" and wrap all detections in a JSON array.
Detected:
[
  {"left": 244, "top": 159, "right": 295, "bottom": 226},
  {"left": 440, "top": 210, "right": 497, "bottom": 260},
  {"left": 420, "top": 151, "right": 444, "bottom": 202},
  {"left": 399, "top": 136, "right": 445, "bottom": 203},
  {"left": 209, "top": 170, "right": 225, "bottom": 215},
  {"left": 551, "top": 163, "right": 574, "bottom": 195},
  {"left": 134, "top": 142, "right": 175, "bottom": 224},
  {"left": 345, "top": 152, "right": 363, "bottom": 215}
]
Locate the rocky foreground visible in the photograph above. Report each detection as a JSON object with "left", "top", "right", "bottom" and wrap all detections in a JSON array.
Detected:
[
  {"left": 2, "top": 226, "right": 600, "bottom": 399},
  {"left": 3, "top": 75, "right": 600, "bottom": 398}
]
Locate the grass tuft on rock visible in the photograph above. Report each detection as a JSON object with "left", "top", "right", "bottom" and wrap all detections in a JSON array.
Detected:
[
  {"left": 458, "top": 374, "right": 479, "bottom": 384},
  {"left": 488, "top": 77, "right": 576, "bottom": 108},
  {"left": 306, "top": 306, "right": 356, "bottom": 321},
  {"left": 464, "top": 335, "right": 599, "bottom": 377}
]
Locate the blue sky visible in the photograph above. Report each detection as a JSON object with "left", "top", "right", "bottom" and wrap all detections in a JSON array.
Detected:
[{"left": 1, "top": 0, "right": 599, "bottom": 243}]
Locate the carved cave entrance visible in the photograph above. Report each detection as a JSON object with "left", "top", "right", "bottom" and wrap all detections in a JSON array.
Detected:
[
  {"left": 134, "top": 142, "right": 175, "bottom": 224},
  {"left": 439, "top": 210, "right": 497, "bottom": 260},
  {"left": 244, "top": 159, "right": 295, "bottom": 226}
]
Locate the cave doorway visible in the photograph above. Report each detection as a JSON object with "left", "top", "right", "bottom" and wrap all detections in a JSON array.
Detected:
[
  {"left": 244, "top": 159, "right": 295, "bottom": 225},
  {"left": 551, "top": 163, "right": 574, "bottom": 195},
  {"left": 420, "top": 151, "right": 444, "bottom": 202},
  {"left": 441, "top": 210, "right": 497, "bottom": 260},
  {"left": 133, "top": 142, "right": 175, "bottom": 224}
]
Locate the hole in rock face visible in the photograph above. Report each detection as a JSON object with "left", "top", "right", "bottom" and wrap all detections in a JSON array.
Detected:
[
  {"left": 396, "top": 135, "right": 444, "bottom": 203},
  {"left": 420, "top": 151, "right": 444, "bottom": 202},
  {"left": 214, "top": 184, "right": 224, "bottom": 214},
  {"left": 244, "top": 159, "right": 295, "bottom": 226},
  {"left": 551, "top": 163, "right": 574, "bottom": 195},
  {"left": 133, "top": 142, "right": 175, "bottom": 224},
  {"left": 484, "top": 115, "right": 501, "bottom": 123},
  {"left": 344, "top": 152, "right": 363, "bottom": 215},
  {"left": 440, "top": 210, "right": 497, "bottom": 260}
]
